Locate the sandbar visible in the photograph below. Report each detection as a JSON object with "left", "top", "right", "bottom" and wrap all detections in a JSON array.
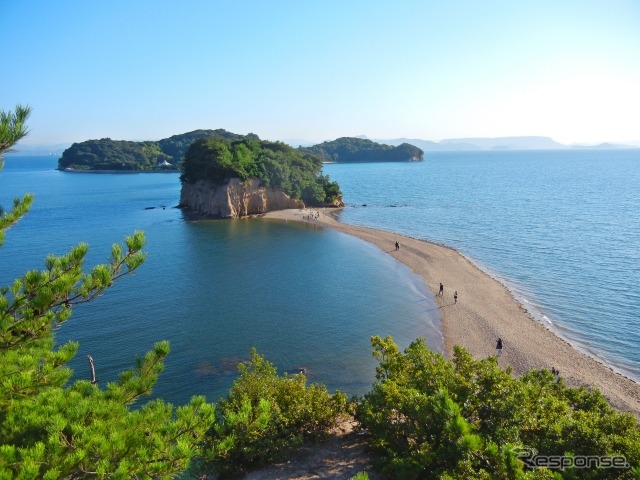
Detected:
[{"left": 264, "top": 208, "right": 640, "bottom": 416}]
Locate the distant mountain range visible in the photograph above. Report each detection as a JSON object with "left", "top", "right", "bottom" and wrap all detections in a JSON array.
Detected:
[
  {"left": 382, "top": 136, "right": 566, "bottom": 151},
  {"left": 289, "top": 136, "right": 640, "bottom": 151},
  {"left": 9, "top": 144, "right": 70, "bottom": 156},
  {"left": 11, "top": 135, "right": 639, "bottom": 156},
  {"left": 361, "top": 136, "right": 640, "bottom": 151}
]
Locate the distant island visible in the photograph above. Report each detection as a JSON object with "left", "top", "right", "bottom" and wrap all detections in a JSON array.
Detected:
[
  {"left": 17, "top": 135, "right": 639, "bottom": 161},
  {"left": 179, "top": 137, "right": 342, "bottom": 218},
  {"left": 57, "top": 129, "right": 255, "bottom": 171},
  {"left": 377, "top": 135, "right": 566, "bottom": 151},
  {"left": 372, "top": 135, "right": 640, "bottom": 151},
  {"left": 57, "top": 131, "right": 424, "bottom": 171},
  {"left": 299, "top": 137, "right": 424, "bottom": 163}
]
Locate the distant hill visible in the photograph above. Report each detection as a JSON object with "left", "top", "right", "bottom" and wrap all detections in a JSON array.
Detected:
[
  {"left": 299, "top": 137, "right": 423, "bottom": 163},
  {"left": 59, "top": 132, "right": 424, "bottom": 171},
  {"left": 57, "top": 132, "right": 640, "bottom": 171},
  {"left": 58, "top": 129, "right": 258, "bottom": 171},
  {"left": 441, "top": 136, "right": 566, "bottom": 150},
  {"left": 570, "top": 142, "right": 639, "bottom": 149},
  {"left": 381, "top": 136, "right": 568, "bottom": 151}
]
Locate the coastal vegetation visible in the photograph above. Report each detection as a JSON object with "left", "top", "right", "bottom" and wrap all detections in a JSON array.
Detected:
[
  {"left": 180, "top": 137, "right": 342, "bottom": 206},
  {"left": 157, "top": 129, "right": 258, "bottom": 166},
  {"left": 300, "top": 137, "right": 424, "bottom": 163},
  {"left": 0, "top": 105, "right": 31, "bottom": 158},
  {"left": 195, "top": 349, "right": 349, "bottom": 477},
  {"left": 3, "top": 105, "right": 640, "bottom": 478},
  {"left": 59, "top": 138, "right": 173, "bottom": 171},
  {"left": 357, "top": 336, "right": 640, "bottom": 479},
  {"left": 57, "top": 129, "right": 255, "bottom": 171},
  {"left": 2, "top": 106, "right": 216, "bottom": 477},
  {"left": 57, "top": 131, "right": 425, "bottom": 172}
]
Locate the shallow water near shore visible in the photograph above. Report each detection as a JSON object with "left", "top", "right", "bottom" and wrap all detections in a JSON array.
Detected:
[
  {"left": 324, "top": 148, "right": 640, "bottom": 381},
  {"left": 0, "top": 156, "right": 441, "bottom": 403},
  {"left": 2, "top": 149, "right": 639, "bottom": 402}
]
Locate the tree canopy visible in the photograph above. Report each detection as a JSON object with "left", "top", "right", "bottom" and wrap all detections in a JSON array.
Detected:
[
  {"left": 300, "top": 137, "right": 424, "bottom": 163},
  {"left": 157, "top": 129, "right": 258, "bottom": 166},
  {"left": 180, "top": 137, "right": 342, "bottom": 206},
  {"left": 0, "top": 104, "right": 31, "bottom": 159},
  {"left": 357, "top": 336, "right": 640, "bottom": 479},
  {"left": 58, "top": 138, "right": 172, "bottom": 171},
  {"left": 58, "top": 132, "right": 424, "bottom": 172},
  {"left": 1, "top": 105, "right": 215, "bottom": 478},
  {"left": 57, "top": 129, "right": 256, "bottom": 171},
  {"left": 196, "top": 349, "right": 349, "bottom": 478}
]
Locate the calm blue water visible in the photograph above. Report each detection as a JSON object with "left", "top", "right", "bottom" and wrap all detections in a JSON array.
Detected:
[
  {"left": 324, "top": 149, "right": 640, "bottom": 381},
  {"left": 2, "top": 150, "right": 639, "bottom": 404},
  {"left": 0, "top": 156, "right": 441, "bottom": 404}
]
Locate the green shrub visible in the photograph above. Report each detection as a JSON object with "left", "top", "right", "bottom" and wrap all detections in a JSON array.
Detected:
[
  {"left": 356, "top": 336, "right": 640, "bottom": 479},
  {"left": 350, "top": 472, "right": 370, "bottom": 480},
  {"left": 200, "top": 348, "right": 349, "bottom": 477}
]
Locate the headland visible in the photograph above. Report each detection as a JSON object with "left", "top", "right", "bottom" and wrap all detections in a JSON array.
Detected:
[{"left": 264, "top": 208, "right": 640, "bottom": 416}]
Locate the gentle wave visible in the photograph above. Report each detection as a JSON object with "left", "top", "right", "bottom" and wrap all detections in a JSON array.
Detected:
[{"left": 325, "top": 149, "right": 640, "bottom": 382}]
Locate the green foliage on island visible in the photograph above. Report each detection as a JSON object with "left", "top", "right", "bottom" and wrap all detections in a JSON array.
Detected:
[
  {"left": 58, "top": 138, "right": 172, "bottom": 171},
  {"left": 58, "top": 132, "right": 423, "bottom": 171},
  {"left": 57, "top": 129, "right": 256, "bottom": 171},
  {"left": 157, "top": 129, "right": 258, "bottom": 166},
  {"left": 196, "top": 349, "right": 349, "bottom": 478},
  {"left": 357, "top": 336, "right": 640, "bottom": 479},
  {"left": 300, "top": 137, "right": 424, "bottom": 163},
  {"left": 180, "top": 137, "right": 342, "bottom": 206}
]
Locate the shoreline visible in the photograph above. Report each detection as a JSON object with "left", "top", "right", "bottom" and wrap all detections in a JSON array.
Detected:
[
  {"left": 264, "top": 208, "right": 640, "bottom": 417},
  {"left": 59, "top": 168, "right": 179, "bottom": 174}
]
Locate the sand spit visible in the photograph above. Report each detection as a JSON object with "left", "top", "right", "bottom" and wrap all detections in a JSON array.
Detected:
[{"left": 264, "top": 208, "right": 640, "bottom": 416}]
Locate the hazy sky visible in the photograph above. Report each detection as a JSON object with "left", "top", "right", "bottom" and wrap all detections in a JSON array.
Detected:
[{"left": 3, "top": 0, "right": 639, "bottom": 146}]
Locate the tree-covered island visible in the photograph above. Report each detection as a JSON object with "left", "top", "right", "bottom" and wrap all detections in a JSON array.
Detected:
[
  {"left": 299, "top": 137, "right": 424, "bottom": 163},
  {"left": 58, "top": 132, "right": 424, "bottom": 171},
  {"left": 58, "top": 129, "right": 254, "bottom": 171},
  {"left": 179, "top": 137, "right": 342, "bottom": 217}
]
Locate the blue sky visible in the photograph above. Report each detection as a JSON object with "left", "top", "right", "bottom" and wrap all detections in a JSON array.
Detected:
[{"left": 2, "top": 0, "right": 639, "bottom": 146}]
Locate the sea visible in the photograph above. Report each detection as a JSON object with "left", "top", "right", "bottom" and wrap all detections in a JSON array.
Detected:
[{"left": 1, "top": 149, "right": 639, "bottom": 406}]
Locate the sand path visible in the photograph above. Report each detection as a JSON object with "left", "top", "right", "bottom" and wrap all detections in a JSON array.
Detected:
[{"left": 264, "top": 208, "right": 640, "bottom": 416}]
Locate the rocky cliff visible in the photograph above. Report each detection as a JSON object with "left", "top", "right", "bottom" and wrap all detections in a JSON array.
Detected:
[{"left": 179, "top": 177, "right": 306, "bottom": 218}]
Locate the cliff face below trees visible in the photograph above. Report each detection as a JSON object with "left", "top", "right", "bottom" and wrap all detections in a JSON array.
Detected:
[{"left": 179, "top": 178, "right": 307, "bottom": 218}]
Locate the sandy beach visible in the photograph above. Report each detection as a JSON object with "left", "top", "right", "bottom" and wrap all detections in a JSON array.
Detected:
[{"left": 264, "top": 208, "right": 640, "bottom": 417}]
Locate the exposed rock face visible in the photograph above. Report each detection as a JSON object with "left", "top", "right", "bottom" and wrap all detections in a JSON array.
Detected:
[{"left": 179, "top": 177, "right": 305, "bottom": 218}]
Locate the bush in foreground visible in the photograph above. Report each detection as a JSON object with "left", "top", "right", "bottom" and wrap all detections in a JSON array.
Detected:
[
  {"left": 1, "top": 104, "right": 216, "bottom": 478},
  {"left": 356, "top": 336, "right": 640, "bottom": 479},
  {"left": 198, "top": 348, "right": 350, "bottom": 478}
]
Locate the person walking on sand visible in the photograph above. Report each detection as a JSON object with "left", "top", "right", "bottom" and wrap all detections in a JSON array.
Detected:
[
  {"left": 395, "top": 241, "right": 400, "bottom": 251},
  {"left": 496, "top": 338, "right": 503, "bottom": 357},
  {"left": 438, "top": 283, "right": 444, "bottom": 296},
  {"left": 454, "top": 291, "right": 458, "bottom": 303}
]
